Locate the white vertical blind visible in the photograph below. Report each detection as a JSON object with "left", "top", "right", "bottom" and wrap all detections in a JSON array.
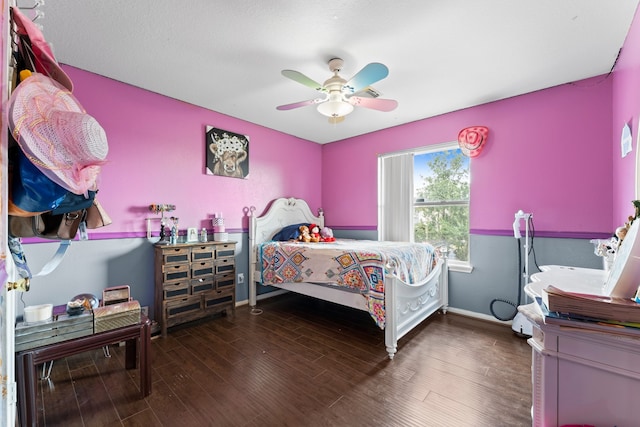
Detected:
[{"left": 378, "top": 152, "right": 413, "bottom": 242}]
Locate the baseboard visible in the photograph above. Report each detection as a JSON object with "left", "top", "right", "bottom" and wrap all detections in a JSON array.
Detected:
[{"left": 235, "top": 289, "right": 288, "bottom": 307}]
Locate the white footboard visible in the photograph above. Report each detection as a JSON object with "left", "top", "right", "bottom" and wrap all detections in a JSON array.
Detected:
[
  {"left": 251, "top": 254, "right": 448, "bottom": 360},
  {"left": 384, "top": 257, "right": 448, "bottom": 359}
]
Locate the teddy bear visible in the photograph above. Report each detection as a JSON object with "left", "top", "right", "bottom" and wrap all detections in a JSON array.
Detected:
[
  {"left": 298, "top": 225, "right": 311, "bottom": 242},
  {"left": 309, "top": 223, "right": 321, "bottom": 242},
  {"left": 320, "top": 226, "right": 336, "bottom": 242}
]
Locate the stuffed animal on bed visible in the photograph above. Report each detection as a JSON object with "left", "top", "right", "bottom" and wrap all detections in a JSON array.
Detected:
[
  {"left": 309, "top": 224, "right": 321, "bottom": 242},
  {"left": 320, "top": 226, "right": 336, "bottom": 242},
  {"left": 298, "top": 225, "right": 311, "bottom": 242}
]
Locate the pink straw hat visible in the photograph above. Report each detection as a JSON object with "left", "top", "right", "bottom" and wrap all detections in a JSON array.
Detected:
[
  {"left": 458, "top": 126, "right": 488, "bottom": 158},
  {"left": 8, "top": 73, "right": 108, "bottom": 196},
  {"left": 11, "top": 7, "right": 73, "bottom": 91}
]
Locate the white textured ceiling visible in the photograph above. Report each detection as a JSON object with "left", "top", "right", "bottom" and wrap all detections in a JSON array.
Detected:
[{"left": 34, "top": 0, "right": 640, "bottom": 144}]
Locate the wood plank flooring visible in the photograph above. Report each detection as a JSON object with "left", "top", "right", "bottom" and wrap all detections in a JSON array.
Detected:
[{"left": 33, "top": 293, "right": 532, "bottom": 426}]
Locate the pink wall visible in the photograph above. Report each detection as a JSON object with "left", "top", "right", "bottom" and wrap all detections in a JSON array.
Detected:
[
  {"left": 64, "top": 66, "right": 322, "bottom": 234},
  {"left": 613, "top": 5, "right": 640, "bottom": 228},
  {"left": 30, "top": 32, "right": 640, "bottom": 239},
  {"left": 322, "top": 79, "right": 614, "bottom": 236}
]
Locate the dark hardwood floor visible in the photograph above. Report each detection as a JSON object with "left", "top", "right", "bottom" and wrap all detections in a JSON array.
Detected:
[{"left": 33, "top": 293, "right": 532, "bottom": 426}]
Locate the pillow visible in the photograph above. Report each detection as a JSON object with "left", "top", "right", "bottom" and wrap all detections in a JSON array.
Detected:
[{"left": 272, "top": 223, "right": 307, "bottom": 241}]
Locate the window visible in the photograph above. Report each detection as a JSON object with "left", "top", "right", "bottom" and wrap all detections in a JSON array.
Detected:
[
  {"left": 414, "top": 144, "right": 470, "bottom": 262},
  {"left": 379, "top": 142, "right": 470, "bottom": 265}
]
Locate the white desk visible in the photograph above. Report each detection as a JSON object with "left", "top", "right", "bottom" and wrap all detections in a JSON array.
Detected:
[{"left": 521, "top": 265, "right": 639, "bottom": 427}]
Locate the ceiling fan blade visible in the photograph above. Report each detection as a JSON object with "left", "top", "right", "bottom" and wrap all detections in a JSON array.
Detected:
[
  {"left": 343, "top": 63, "right": 389, "bottom": 94},
  {"left": 348, "top": 96, "right": 398, "bottom": 112},
  {"left": 281, "top": 70, "right": 325, "bottom": 92},
  {"left": 276, "top": 97, "right": 325, "bottom": 111}
]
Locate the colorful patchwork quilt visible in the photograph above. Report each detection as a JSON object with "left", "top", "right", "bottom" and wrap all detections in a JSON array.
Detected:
[{"left": 258, "top": 239, "right": 437, "bottom": 328}]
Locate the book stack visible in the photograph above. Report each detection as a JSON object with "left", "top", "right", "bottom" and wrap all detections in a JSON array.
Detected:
[{"left": 537, "top": 285, "right": 640, "bottom": 337}]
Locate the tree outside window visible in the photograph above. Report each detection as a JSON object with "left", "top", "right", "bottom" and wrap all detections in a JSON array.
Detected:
[{"left": 414, "top": 148, "right": 470, "bottom": 261}]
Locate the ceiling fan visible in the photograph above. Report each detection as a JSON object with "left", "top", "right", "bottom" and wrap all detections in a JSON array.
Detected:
[{"left": 276, "top": 58, "right": 398, "bottom": 123}]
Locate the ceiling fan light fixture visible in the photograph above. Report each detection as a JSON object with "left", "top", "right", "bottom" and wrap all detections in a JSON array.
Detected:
[
  {"left": 278, "top": 58, "right": 395, "bottom": 120},
  {"left": 317, "top": 92, "right": 354, "bottom": 117}
]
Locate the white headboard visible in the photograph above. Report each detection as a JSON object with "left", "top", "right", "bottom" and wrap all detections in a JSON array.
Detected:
[
  {"left": 249, "top": 197, "right": 324, "bottom": 246},
  {"left": 248, "top": 197, "right": 324, "bottom": 306}
]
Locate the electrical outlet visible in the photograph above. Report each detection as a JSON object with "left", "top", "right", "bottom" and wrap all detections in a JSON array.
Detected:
[
  {"left": 237, "top": 273, "right": 244, "bottom": 284},
  {"left": 141, "top": 306, "right": 149, "bottom": 317}
]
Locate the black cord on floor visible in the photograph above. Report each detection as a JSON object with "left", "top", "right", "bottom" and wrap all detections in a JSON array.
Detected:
[{"left": 489, "top": 238, "right": 522, "bottom": 321}]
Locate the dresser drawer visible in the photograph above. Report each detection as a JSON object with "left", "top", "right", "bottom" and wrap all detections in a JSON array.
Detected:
[
  {"left": 161, "top": 247, "right": 190, "bottom": 264},
  {"left": 165, "top": 295, "right": 202, "bottom": 318},
  {"left": 214, "top": 258, "right": 235, "bottom": 274},
  {"left": 191, "top": 277, "right": 214, "bottom": 294},
  {"left": 163, "top": 263, "right": 190, "bottom": 282},
  {"left": 216, "top": 273, "right": 235, "bottom": 291},
  {"left": 558, "top": 334, "right": 640, "bottom": 373},
  {"left": 163, "top": 280, "right": 190, "bottom": 299},
  {"left": 192, "top": 261, "right": 214, "bottom": 278},
  {"left": 215, "top": 243, "right": 235, "bottom": 259},
  {"left": 203, "top": 290, "right": 234, "bottom": 310},
  {"left": 191, "top": 245, "right": 215, "bottom": 261}
]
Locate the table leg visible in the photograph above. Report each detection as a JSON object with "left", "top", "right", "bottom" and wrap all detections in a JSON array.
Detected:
[
  {"left": 123, "top": 322, "right": 151, "bottom": 397},
  {"left": 16, "top": 352, "right": 37, "bottom": 427},
  {"left": 140, "top": 322, "right": 152, "bottom": 397},
  {"left": 124, "top": 338, "right": 136, "bottom": 370}
]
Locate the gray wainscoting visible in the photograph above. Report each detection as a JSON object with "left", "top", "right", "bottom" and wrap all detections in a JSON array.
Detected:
[
  {"left": 15, "top": 231, "right": 602, "bottom": 325},
  {"left": 333, "top": 230, "right": 603, "bottom": 320},
  {"left": 17, "top": 233, "right": 247, "bottom": 322},
  {"left": 453, "top": 234, "right": 602, "bottom": 319}
]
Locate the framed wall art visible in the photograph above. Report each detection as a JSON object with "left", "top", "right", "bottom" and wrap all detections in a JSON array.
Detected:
[{"left": 205, "top": 126, "right": 249, "bottom": 179}]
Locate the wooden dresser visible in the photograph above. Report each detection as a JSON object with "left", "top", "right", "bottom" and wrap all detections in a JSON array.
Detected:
[{"left": 154, "top": 241, "right": 236, "bottom": 337}]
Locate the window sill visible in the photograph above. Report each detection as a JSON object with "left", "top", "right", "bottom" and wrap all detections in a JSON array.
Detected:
[{"left": 447, "top": 260, "right": 473, "bottom": 273}]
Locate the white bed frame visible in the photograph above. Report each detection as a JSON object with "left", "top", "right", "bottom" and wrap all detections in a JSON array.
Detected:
[{"left": 248, "top": 197, "right": 449, "bottom": 359}]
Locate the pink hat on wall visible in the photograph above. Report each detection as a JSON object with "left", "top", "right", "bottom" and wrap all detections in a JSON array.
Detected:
[
  {"left": 11, "top": 7, "right": 73, "bottom": 91},
  {"left": 8, "top": 73, "right": 108, "bottom": 197},
  {"left": 458, "top": 126, "right": 489, "bottom": 158}
]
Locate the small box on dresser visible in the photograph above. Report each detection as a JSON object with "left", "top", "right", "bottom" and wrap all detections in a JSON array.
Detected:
[
  {"left": 93, "top": 300, "right": 141, "bottom": 333},
  {"left": 154, "top": 241, "right": 236, "bottom": 337}
]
